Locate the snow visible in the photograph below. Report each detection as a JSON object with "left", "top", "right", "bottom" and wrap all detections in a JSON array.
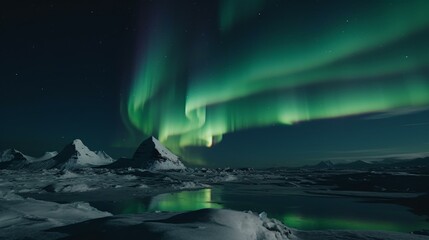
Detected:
[
  {"left": 53, "top": 139, "right": 115, "bottom": 169},
  {"left": 1, "top": 152, "right": 428, "bottom": 240},
  {"left": 42, "top": 208, "right": 429, "bottom": 240},
  {"left": 34, "top": 151, "right": 58, "bottom": 162},
  {"left": 143, "top": 137, "right": 186, "bottom": 171},
  {"left": 0, "top": 149, "right": 29, "bottom": 162},
  {"left": 207, "top": 173, "right": 237, "bottom": 183},
  {"left": 1, "top": 140, "right": 114, "bottom": 170},
  {"left": 95, "top": 150, "right": 112, "bottom": 160},
  {"left": 130, "top": 136, "right": 186, "bottom": 171},
  {"left": 173, "top": 181, "right": 210, "bottom": 190},
  {"left": 58, "top": 170, "right": 80, "bottom": 179},
  {"left": 146, "top": 209, "right": 294, "bottom": 240},
  {"left": 44, "top": 208, "right": 293, "bottom": 240},
  {"left": 46, "top": 183, "right": 97, "bottom": 193},
  {"left": 68, "top": 139, "right": 114, "bottom": 166},
  {"left": 151, "top": 136, "right": 180, "bottom": 162},
  {"left": 0, "top": 149, "right": 58, "bottom": 163},
  {"left": 0, "top": 190, "right": 111, "bottom": 240},
  {"left": 149, "top": 159, "right": 186, "bottom": 171}
]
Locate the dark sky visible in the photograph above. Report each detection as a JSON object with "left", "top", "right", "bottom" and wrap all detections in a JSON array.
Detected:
[
  {"left": 1, "top": 0, "right": 429, "bottom": 167},
  {"left": 0, "top": 1, "right": 138, "bottom": 157}
]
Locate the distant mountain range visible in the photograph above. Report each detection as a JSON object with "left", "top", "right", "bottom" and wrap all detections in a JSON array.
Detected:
[
  {"left": 3, "top": 137, "right": 427, "bottom": 171},
  {"left": 305, "top": 157, "right": 429, "bottom": 169},
  {"left": 0, "top": 136, "right": 186, "bottom": 171}
]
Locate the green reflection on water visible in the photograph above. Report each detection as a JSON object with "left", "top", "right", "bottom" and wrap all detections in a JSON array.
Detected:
[
  {"left": 119, "top": 188, "right": 428, "bottom": 232},
  {"left": 282, "top": 214, "right": 427, "bottom": 232},
  {"left": 121, "top": 199, "right": 148, "bottom": 214},
  {"left": 148, "top": 188, "right": 223, "bottom": 212},
  {"left": 121, "top": 188, "right": 222, "bottom": 214}
]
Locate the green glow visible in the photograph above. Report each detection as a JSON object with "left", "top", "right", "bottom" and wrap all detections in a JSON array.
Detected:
[
  {"left": 148, "top": 188, "right": 222, "bottom": 212},
  {"left": 219, "top": 0, "right": 266, "bottom": 32},
  {"left": 121, "top": 199, "right": 148, "bottom": 214},
  {"left": 121, "top": 189, "right": 222, "bottom": 214},
  {"left": 188, "top": 0, "right": 429, "bottom": 111},
  {"left": 126, "top": 1, "right": 429, "bottom": 154},
  {"left": 282, "top": 214, "right": 429, "bottom": 232}
]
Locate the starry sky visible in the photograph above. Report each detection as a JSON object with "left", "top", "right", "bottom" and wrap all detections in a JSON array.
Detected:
[{"left": 1, "top": 0, "right": 429, "bottom": 167}]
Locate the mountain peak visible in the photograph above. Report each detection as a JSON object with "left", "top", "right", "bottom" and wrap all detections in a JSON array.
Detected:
[
  {"left": 131, "top": 136, "right": 186, "bottom": 170},
  {"left": 53, "top": 139, "right": 114, "bottom": 169},
  {"left": 71, "top": 139, "right": 85, "bottom": 148},
  {"left": 72, "top": 139, "right": 83, "bottom": 144},
  {"left": 143, "top": 136, "right": 159, "bottom": 144},
  {"left": 1, "top": 149, "right": 22, "bottom": 162}
]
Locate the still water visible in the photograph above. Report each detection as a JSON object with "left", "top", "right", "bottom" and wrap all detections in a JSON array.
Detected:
[{"left": 90, "top": 186, "right": 429, "bottom": 232}]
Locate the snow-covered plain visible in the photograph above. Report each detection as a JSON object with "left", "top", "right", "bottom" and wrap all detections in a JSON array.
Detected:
[
  {"left": 0, "top": 189, "right": 111, "bottom": 240},
  {"left": 0, "top": 167, "right": 428, "bottom": 240}
]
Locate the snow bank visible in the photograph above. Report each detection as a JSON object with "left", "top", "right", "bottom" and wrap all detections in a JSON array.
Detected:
[
  {"left": 0, "top": 189, "right": 23, "bottom": 200},
  {"left": 47, "top": 208, "right": 293, "bottom": 240},
  {"left": 151, "top": 209, "right": 293, "bottom": 240},
  {"left": 0, "top": 191, "right": 111, "bottom": 240},
  {"left": 46, "top": 208, "right": 429, "bottom": 240}
]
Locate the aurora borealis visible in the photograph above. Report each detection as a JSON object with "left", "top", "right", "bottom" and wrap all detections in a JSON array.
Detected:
[
  {"left": 126, "top": 0, "right": 429, "bottom": 156},
  {"left": 2, "top": 0, "right": 429, "bottom": 166}
]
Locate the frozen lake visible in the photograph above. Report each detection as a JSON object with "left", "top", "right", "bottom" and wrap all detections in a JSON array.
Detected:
[{"left": 90, "top": 186, "right": 429, "bottom": 233}]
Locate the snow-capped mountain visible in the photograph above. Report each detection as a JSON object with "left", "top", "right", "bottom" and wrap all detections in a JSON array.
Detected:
[
  {"left": 0, "top": 149, "right": 61, "bottom": 169},
  {"left": 107, "top": 136, "right": 186, "bottom": 170},
  {"left": 133, "top": 136, "right": 186, "bottom": 170},
  {"left": 0, "top": 149, "right": 29, "bottom": 162},
  {"left": 1, "top": 138, "right": 184, "bottom": 171},
  {"left": 51, "top": 139, "right": 114, "bottom": 169},
  {"left": 0, "top": 149, "right": 31, "bottom": 169}
]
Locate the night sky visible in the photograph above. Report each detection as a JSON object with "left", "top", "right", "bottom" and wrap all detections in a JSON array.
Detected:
[{"left": 1, "top": 0, "right": 429, "bottom": 167}]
